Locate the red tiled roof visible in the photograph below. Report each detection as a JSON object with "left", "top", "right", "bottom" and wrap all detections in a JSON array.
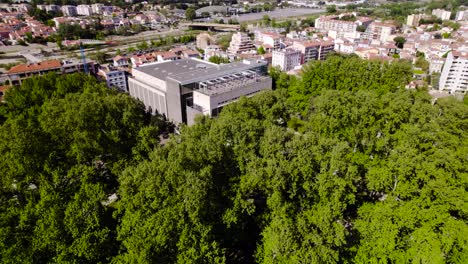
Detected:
[{"left": 7, "top": 60, "right": 61, "bottom": 74}]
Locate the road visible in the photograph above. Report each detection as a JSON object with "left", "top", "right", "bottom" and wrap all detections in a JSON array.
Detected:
[
  {"left": 197, "top": 8, "right": 325, "bottom": 23},
  {"left": 236, "top": 8, "right": 325, "bottom": 22}
]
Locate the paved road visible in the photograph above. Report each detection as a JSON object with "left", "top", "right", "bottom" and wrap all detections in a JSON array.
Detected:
[
  {"left": 236, "top": 8, "right": 325, "bottom": 22},
  {"left": 197, "top": 8, "right": 325, "bottom": 23}
]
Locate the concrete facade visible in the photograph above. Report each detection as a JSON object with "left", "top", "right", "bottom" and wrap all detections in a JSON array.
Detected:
[
  {"left": 439, "top": 51, "right": 468, "bottom": 94},
  {"left": 128, "top": 58, "right": 272, "bottom": 125}
]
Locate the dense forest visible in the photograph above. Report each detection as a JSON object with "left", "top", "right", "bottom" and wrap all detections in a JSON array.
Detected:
[{"left": 1, "top": 55, "right": 467, "bottom": 263}]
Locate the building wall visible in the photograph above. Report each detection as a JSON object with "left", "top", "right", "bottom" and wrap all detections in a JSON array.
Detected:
[
  {"left": 128, "top": 77, "right": 168, "bottom": 117},
  {"left": 439, "top": 52, "right": 468, "bottom": 94}
]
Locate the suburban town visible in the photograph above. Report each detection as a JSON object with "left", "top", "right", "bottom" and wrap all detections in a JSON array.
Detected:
[
  {"left": 0, "top": 1, "right": 468, "bottom": 262},
  {"left": 0, "top": 0, "right": 467, "bottom": 122}
]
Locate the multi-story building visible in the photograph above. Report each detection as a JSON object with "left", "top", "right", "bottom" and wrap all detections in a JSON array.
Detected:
[
  {"left": 91, "top": 4, "right": 104, "bottom": 15},
  {"left": 6, "top": 59, "right": 96, "bottom": 86},
  {"left": 255, "top": 31, "right": 282, "bottom": 51},
  {"left": 196, "top": 32, "right": 216, "bottom": 50},
  {"left": 406, "top": 14, "right": 432, "bottom": 27},
  {"left": 455, "top": 10, "right": 468, "bottom": 21},
  {"left": 364, "top": 21, "right": 396, "bottom": 42},
  {"left": 428, "top": 55, "right": 445, "bottom": 73},
  {"left": 128, "top": 58, "right": 272, "bottom": 125},
  {"left": 432, "top": 9, "right": 452, "bottom": 20},
  {"left": 98, "top": 66, "right": 128, "bottom": 92},
  {"left": 45, "top": 5, "right": 60, "bottom": 13},
  {"left": 315, "top": 13, "right": 373, "bottom": 39},
  {"left": 439, "top": 51, "right": 468, "bottom": 94},
  {"left": 227, "top": 32, "right": 255, "bottom": 55},
  {"left": 77, "top": 5, "right": 93, "bottom": 16},
  {"left": 61, "top": 5, "right": 77, "bottom": 16},
  {"left": 292, "top": 40, "right": 335, "bottom": 63},
  {"left": 272, "top": 49, "right": 301, "bottom": 71}
]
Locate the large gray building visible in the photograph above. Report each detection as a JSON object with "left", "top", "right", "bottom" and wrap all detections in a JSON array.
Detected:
[{"left": 128, "top": 58, "right": 272, "bottom": 125}]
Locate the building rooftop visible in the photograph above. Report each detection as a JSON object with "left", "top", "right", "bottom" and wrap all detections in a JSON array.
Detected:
[
  {"left": 134, "top": 58, "right": 268, "bottom": 85},
  {"left": 7, "top": 60, "right": 61, "bottom": 74}
]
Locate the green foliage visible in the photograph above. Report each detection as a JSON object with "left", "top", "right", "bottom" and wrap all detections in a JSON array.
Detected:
[
  {"left": 2, "top": 54, "right": 467, "bottom": 263},
  {"left": 394, "top": 36, "right": 406, "bottom": 49},
  {"left": 287, "top": 54, "right": 413, "bottom": 113},
  {"left": 257, "top": 46, "right": 266, "bottom": 55},
  {"left": 327, "top": 5, "right": 337, "bottom": 14},
  {"left": 185, "top": 7, "right": 196, "bottom": 21},
  {"left": 0, "top": 73, "right": 163, "bottom": 263},
  {"left": 209, "top": 55, "right": 230, "bottom": 64}
]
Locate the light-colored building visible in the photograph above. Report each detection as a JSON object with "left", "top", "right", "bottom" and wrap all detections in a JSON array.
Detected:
[
  {"left": 113, "top": 55, "right": 128, "bottom": 67},
  {"left": 315, "top": 13, "right": 373, "bottom": 39},
  {"left": 196, "top": 32, "right": 216, "bottom": 50},
  {"left": 227, "top": 32, "right": 255, "bottom": 55},
  {"left": 272, "top": 49, "right": 301, "bottom": 71},
  {"left": 45, "top": 5, "right": 60, "bottom": 13},
  {"left": 428, "top": 55, "right": 445, "bottom": 73},
  {"left": 61, "top": 5, "right": 77, "bottom": 16},
  {"left": 432, "top": 9, "right": 452, "bottom": 21},
  {"left": 91, "top": 4, "right": 104, "bottom": 15},
  {"left": 292, "top": 40, "right": 335, "bottom": 63},
  {"left": 128, "top": 58, "right": 272, "bottom": 125},
  {"left": 255, "top": 31, "right": 282, "bottom": 51},
  {"left": 455, "top": 10, "right": 468, "bottom": 21},
  {"left": 6, "top": 59, "right": 96, "bottom": 86},
  {"left": 365, "top": 21, "right": 396, "bottom": 42},
  {"left": 439, "top": 51, "right": 468, "bottom": 94},
  {"left": 406, "top": 14, "right": 431, "bottom": 27},
  {"left": 98, "top": 66, "right": 128, "bottom": 92},
  {"left": 77, "top": 5, "right": 93, "bottom": 16}
]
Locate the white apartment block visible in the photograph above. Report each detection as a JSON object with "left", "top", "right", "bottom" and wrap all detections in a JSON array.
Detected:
[
  {"left": 91, "top": 4, "right": 104, "bottom": 15},
  {"left": 428, "top": 55, "right": 445, "bottom": 73},
  {"left": 365, "top": 22, "right": 396, "bottom": 42},
  {"left": 99, "top": 68, "right": 128, "bottom": 92},
  {"left": 272, "top": 49, "right": 301, "bottom": 71},
  {"left": 439, "top": 51, "right": 468, "bottom": 94},
  {"left": 45, "top": 5, "right": 60, "bottom": 13},
  {"left": 432, "top": 9, "right": 451, "bottom": 21},
  {"left": 455, "top": 10, "right": 468, "bottom": 21},
  {"left": 315, "top": 13, "right": 373, "bottom": 38},
  {"left": 77, "top": 5, "right": 93, "bottom": 16},
  {"left": 255, "top": 31, "right": 282, "bottom": 51},
  {"left": 227, "top": 32, "right": 255, "bottom": 55},
  {"left": 61, "top": 5, "right": 77, "bottom": 16}
]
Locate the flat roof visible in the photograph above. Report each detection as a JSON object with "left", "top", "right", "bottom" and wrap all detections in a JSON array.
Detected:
[
  {"left": 169, "top": 59, "right": 268, "bottom": 85},
  {"left": 135, "top": 58, "right": 268, "bottom": 85},
  {"left": 135, "top": 59, "right": 216, "bottom": 81}
]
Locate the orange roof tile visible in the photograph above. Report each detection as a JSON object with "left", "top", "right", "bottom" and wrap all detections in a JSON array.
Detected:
[{"left": 7, "top": 60, "right": 61, "bottom": 74}]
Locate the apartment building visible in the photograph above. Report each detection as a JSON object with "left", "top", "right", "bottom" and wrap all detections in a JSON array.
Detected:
[
  {"left": 272, "top": 49, "right": 301, "bottom": 71},
  {"left": 455, "top": 10, "right": 468, "bottom": 21},
  {"left": 432, "top": 9, "right": 451, "bottom": 21},
  {"left": 61, "top": 5, "right": 77, "bottom": 16},
  {"left": 128, "top": 58, "right": 272, "bottom": 125},
  {"left": 91, "top": 4, "right": 104, "bottom": 15},
  {"left": 227, "top": 32, "right": 255, "bottom": 55},
  {"left": 439, "top": 51, "right": 468, "bottom": 94},
  {"left": 98, "top": 66, "right": 128, "bottom": 92},
  {"left": 255, "top": 31, "right": 282, "bottom": 51},
  {"left": 77, "top": 5, "right": 92, "bottom": 16},
  {"left": 406, "top": 14, "right": 431, "bottom": 27},
  {"left": 292, "top": 40, "right": 335, "bottom": 63},
  {"left": 364, "top": 21, "right": 396, "bottom": 42},
  {"left": 45, "top": 5, "right": 60, "bottom": 13},
  {"left": 6, "top": 59, "right": 96, "bottom": 85},
  {"left": 315, "top": 13, "right": 373, "bottom": 38}
]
